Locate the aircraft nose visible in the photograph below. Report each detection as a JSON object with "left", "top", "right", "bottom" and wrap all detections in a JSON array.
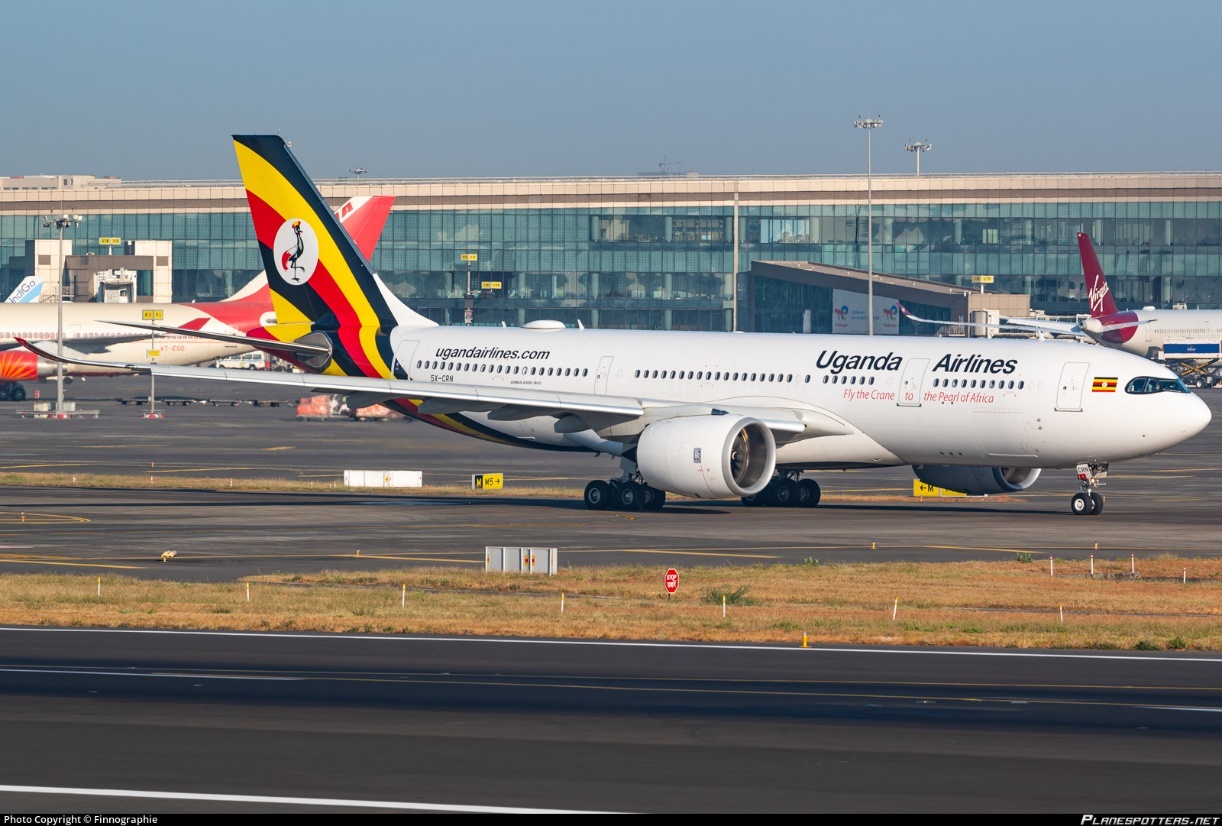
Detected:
[{"left": 1183, "top": 393, "right": 1213, "bottom": 438}]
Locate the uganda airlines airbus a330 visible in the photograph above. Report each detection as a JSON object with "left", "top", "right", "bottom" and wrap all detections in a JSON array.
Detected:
[{"left": 21, "top": 136, "right": 1213, "bottom": 516}]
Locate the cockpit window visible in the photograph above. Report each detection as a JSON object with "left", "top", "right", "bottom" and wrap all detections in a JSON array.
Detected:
[{"left": 1125, "top": 377, "right": 1189, "bottom": 394}]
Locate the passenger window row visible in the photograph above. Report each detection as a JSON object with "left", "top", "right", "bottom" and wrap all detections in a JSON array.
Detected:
[
  {"left": 415, "top": 359, "right": 589, "bottom": 378},
  {"left": 634, "top": 369, "right": 795, "bottom": 383},
  {"left": 931, "top": 377, "right": 1024, "bottom": 389}
]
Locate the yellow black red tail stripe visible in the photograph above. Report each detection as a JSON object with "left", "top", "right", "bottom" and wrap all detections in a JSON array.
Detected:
[{"left": 232, "top": 135, "right": 397, "bottom": 379}]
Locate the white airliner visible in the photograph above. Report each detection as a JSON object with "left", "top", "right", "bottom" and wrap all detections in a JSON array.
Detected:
[
  {"left": 22, "top": 136, "right": 1212, "bottom": 517},
  {"left": 903, "top": 233, "right": 1222, "bottom": 361},
  {"left": 0, "top": 195, "right": 393, "bottom": 402}
]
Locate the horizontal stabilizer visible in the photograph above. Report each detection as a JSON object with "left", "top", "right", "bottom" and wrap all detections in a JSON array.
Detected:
[{"left": 105, "top": 321, "right": 332, "bottom": 356}]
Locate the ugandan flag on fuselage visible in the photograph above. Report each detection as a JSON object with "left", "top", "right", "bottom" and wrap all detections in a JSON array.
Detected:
[
  {"left": 1092, "top": 377, "right": 1118, "bottom": 392},
  {"left": 233, "top": 135, "right": 397, "bottom": 379}
]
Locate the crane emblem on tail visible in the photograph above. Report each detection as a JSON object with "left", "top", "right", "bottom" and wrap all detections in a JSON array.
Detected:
[{"left": 272, "top": 217, "right": 319, "bottom": 285}]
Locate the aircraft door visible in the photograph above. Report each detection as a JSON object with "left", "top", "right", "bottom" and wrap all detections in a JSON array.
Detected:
[
  {"left": 594, "top": 355, "right": 613, "bottom": 395},
  {"left": 897, "top": 358, "right": 928, "bottom": 407},
  {"left": 1055, "top": 362, "right": 1089, "bottom": 411},
  {"left": 393, "top": 340, "right": 420, "bottom": 380}
]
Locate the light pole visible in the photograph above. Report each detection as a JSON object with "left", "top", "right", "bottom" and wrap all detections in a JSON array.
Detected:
[
  {"left": 42, "top": 213, "right": 81, "bottom": 415},
  {"left": 905, "top": 140, "right": 932, "bottom": 176},
  {"left": 854, "top": 117, "right": 883, "bottom": 335}
]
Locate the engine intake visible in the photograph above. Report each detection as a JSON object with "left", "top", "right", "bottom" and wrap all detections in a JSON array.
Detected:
[
  {"left": 637, "top": 415, "right": 776, "bottom": 499},
  {"left": 913, "top": 465, "right": 1041, "bottom": 496}
]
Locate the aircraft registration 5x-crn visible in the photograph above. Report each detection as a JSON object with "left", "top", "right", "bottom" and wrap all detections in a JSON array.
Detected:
[{"left": 22, "top": 136, "right": 1212, "bottom": 516}]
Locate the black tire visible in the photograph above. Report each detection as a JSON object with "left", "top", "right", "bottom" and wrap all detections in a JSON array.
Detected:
[
  {"left": 772, "top": 479, "right": 799, "bottom": 507},
  {"left": 798, "top": 478, "right": 821, "bottom": 508},
  {"left": 741, "top": 493, "right": 763, "bottom": 507},
  {"left": 1070, "top": 493, "right": 1092, "bottom": 515},
  {"left": 616, "top": 481, "right": 642, "bottom": 511},
  {"left": 584, "top": 480, "right": 611, "bottom": 511},
  {"left": 10, "top": 385, "right": 26, "bottom": 402},
  {"left": 641, "top": 486, "right": 666, "bottom": 511},
  {"left": 1089, "top": 492, "right": 1104, "bottom": 515}
]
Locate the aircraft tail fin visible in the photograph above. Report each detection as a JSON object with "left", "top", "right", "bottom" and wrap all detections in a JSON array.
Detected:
[
  {"left": 5, "top": 276, "right": 42, "bottom": 304},
  {"left": 1078, "top": 232, "right": 1119, "bottom": 318},
  {"left": 232, "top": 135, "right": 433, "bottom": 332}
]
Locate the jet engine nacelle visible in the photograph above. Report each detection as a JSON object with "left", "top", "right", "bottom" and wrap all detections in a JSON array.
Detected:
[
  {"left": 913, "top": 464, "right": 1042, "bottom": 496},
  {"left": 0, "top": 349, "right": 49, "bottom": 381},
  {"left": 636, "top": 415, "right": 776, "bottom": 499}
]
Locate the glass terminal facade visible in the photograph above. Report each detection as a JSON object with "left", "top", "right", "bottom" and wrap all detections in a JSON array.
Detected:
[{"left": 2, "top": 172, "right": 1220, "bottom": 331}]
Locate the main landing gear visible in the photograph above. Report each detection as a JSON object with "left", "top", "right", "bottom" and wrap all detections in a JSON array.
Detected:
[
  {"left": 1070, "top": 462, "right": 1107, "bottom": 516},
  {"left": 742, "top": 471, "right": 821, "bottom": 508},
  {"left": 584, "top": 477, "right": 666, "bottom": 512},
  {"left": 0, "top": 383, "right": 26, "bottom": 402}
]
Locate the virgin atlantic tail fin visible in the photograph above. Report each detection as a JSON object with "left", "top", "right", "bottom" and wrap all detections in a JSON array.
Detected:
[{"left": 1078, "top": 232, "right": 1119, "bottom": 318}]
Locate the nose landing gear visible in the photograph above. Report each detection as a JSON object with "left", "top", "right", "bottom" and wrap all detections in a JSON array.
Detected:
[{"left": 1070, "top": 462, "right": 1107, "bottom": 516}]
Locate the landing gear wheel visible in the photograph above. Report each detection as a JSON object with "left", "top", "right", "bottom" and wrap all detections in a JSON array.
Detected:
[
  {"left": 798, "top": 479, "right": 821, "bottom": 508},
  {"left": 771, "top": 479, "right": 799, "bottom": 508},
  {"left": 584, "top": 480, "right": 611, "bottom": 511},
  {"left": 1070, "top": 493, "right": 1092, "bottom": 516},
  {"left": 10, "top": 385, "right": 25, "bottom": 402},
  {"left": 616, "top": 481, "right": 643, "bottom": 511},
  {"left": 1089, "top": 492, "right": 1104, "bottom": 515},
  {"left": 641, "top": 486, "right": 666, "bottom": 511}
]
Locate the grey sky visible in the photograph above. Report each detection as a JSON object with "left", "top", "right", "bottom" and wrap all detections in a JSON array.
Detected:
[{"left": 3, "top": 0, "right": 1217, "bottom": 180}]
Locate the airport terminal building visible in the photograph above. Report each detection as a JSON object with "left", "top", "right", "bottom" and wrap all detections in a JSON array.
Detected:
[{"left": 2, "top": 170, "right": 1220, "bottom": 333}]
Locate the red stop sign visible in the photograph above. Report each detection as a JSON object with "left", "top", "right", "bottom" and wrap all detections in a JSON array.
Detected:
[{"left": 665, "top": 568, "right": 679, "bottom": 593}]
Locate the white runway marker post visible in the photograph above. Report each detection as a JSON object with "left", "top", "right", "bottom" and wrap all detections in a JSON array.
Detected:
[
  {"left": 892, "top": 598, "right": 898, "bottom": 621},
  {"left": 402, "top": 584, "right": 406, "bottom": 608}
]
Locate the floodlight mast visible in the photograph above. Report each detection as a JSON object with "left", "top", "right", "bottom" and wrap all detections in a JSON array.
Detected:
[
  {"left": 854, "top": 117, "right": 883, "bottom": 335},
  {"left": 42, "top": 213, "right": 82, "bottom": 415},
  {"left": 905, "top": 140, "right": 932, "bottom": 175}
]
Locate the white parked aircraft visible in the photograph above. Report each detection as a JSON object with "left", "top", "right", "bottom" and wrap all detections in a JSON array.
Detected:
[
  {"left": 0, "top": 195, "right": 393, "bottom": 402},
  {"left": 23, "top": 136, "right": 1212, "bottom": 516},
  {"left": 902, "top": 233, "right": 1222, "bottom": 387},
  {"left": 1070, "top": 232, "right": 1222, "bottom": 360},
  {"left": 903, "top": 233, "right": 1222, "bottom": 358}
]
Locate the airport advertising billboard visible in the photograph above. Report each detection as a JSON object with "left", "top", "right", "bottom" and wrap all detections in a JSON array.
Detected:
[{"left": 831, "top": 289, "right": 900, "bottom": 335}]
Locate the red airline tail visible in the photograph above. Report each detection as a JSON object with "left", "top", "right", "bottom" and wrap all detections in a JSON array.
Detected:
[{"left": 1078, "top": 232, "right": 1119, "bottom": 318}]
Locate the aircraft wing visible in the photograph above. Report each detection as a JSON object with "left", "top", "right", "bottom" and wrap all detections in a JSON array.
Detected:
[
  {"left": 18, "top": 338, "right": 851, "bottom": 441},
  {"left": 897, "top": 301, "right": 1084, "bottom": 338},
  {"left": 1, "top": 332, "right": 157, "bottom": 353}
]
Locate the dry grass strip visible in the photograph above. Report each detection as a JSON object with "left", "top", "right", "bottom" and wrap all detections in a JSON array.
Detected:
[{"left": 0, "top": 557, "right": 1218, "bottom": 650}]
